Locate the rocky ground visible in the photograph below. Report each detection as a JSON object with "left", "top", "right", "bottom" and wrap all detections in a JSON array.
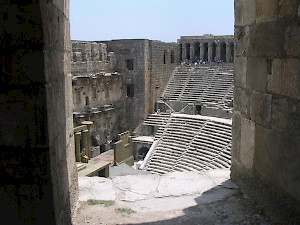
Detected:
[{"left": 73, "top": 169, "right": 274, "bottom": 225}]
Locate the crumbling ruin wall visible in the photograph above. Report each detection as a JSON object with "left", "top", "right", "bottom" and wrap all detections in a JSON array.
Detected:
[
  {"left": 71, "top": 41, "right": 116, "bottom": 75},
  {"left": 149, "top": 41, "right": 180, "bottom": 112},
  {"left": 232, "top": 0, "right": 300, "bottom": 222},
  {"left": 72, "top": 74, "right": 126, "bottom": 149}
]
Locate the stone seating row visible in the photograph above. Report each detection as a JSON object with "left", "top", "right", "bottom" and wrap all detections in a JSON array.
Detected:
[
  {"left": 163, "top": 66, "right": 233, "bottom": 109},
  {"left": 145, "top": 114, "right": 232, "bottom": 174}
]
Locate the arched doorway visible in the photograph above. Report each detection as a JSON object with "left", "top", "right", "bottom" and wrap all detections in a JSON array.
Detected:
[
  {"left": 185, "top": 43, "right": 191, "bottom": 60},
  {"left": 220, "top": 42, "right": 227, "bottom": 62},
  {"left": 212, "top": 42, "right": 217, "bottom": 62},
  {"left": 137, "top": 147, "right": 150, "bottom": 160},
  {"left": 194, "top": 42, "right": 200, "bottom": 61}
]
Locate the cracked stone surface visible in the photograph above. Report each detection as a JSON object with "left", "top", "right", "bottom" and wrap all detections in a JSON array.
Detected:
[{"left": 74, "top": 169, "right": 273, "bottom": 225}]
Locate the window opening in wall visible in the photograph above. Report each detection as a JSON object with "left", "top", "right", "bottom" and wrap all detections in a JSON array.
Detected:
[
  {"left": 163, "top": 50, "right": 167, "bottom": 64},
  {"left": 171, "top": 50, "right": 174, "bottom": 63},
  {"left": 126, "top": 59, "right": 134, "bottom": 70},
  {"left": 85, "top": 96, "right": 89, "bottom": 106},
  {"left": 127, "top": 84, "right": 134, "bottom": 97}
]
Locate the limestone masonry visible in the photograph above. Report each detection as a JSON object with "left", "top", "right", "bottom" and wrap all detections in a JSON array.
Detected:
[{"left": 1, "top": 1, "right": 299, "bottom": 224}]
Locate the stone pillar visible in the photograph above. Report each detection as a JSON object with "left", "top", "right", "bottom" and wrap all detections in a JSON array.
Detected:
[
  {"left": 226, "top": 43, "right": 232, "bottom": 63},
  {"left": 200, "top": 42, "right": 205, "bottom": 61},
  {"left": 82, "top": 121, "right": 93, "bottom": 159},
  {"left": 216, "top": 42, "right": 222, "bottom": 61},
  {"left": 190, "top": 42, "right": 195, "bottom": 62},
  {"left": 182, "top": 43, "right": 187, "bottom": 60},
  {"left": 81, "top": 129, "right": 89, "bottom": 159},
  {"left": 75, "top": 132, "right": 82, "bottom": 162},
  {"left": 208, "top": 42, "right": 213, "bottom": 62}
]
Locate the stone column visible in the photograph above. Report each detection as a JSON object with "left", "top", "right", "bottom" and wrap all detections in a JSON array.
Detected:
[
  {"left": 208, "top": 42, "right": 213, "bottom": 62},
  {"left": 81, "top": 129, "right": 89, "bottom": 159},
  {"left": 226, "top": 43, "right": 232, "bottom": 63},
  {"left": 182, "top": 43, "right": 187, "bottom": 60},
  {"left": 216, "top": 42, "right": 222, "bottom": 61},
  {"left": 190, "top": 42, "right": 195, "bottom": 61},
  {"left": 200, "top": 42, "right": 205, "bottom": 61},
  {"left": 75, "top": 132, "right": 82, "bottom": 162},
  {"left": 82, "top": 121, "right": 93, "bottom": 159}
]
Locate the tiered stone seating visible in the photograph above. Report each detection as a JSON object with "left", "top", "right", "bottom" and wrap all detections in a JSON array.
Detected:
[
  {"left": 143, "top": 112, "right": 172, "bottom": 127},
  {"left": 162, "top": 66, "right": 234, "bottom": 111},
  {"left": 145, "top": 114, "right": 232, "bottom": 175}
]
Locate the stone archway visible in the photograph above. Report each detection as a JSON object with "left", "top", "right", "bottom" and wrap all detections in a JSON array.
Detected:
[{"left": 137, "top": 147, "right": 150, "bottom": 160}]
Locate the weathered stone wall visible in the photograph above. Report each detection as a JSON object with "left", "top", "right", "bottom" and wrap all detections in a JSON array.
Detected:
[
  {"left": 149, "top": 41, "right": 180, "bottom": 113},
  {"left": 232, "top": 0, "right": 300, "bottom": 222},
  {"left": 114, "top": 131, "right": 134, "bottom": 166},
  {"left": 0, "top": 1, "right": 76, "bottom": 224},
  {"left": 102, "top": 39, "right": 180, "bottom": 128},
  {"left": 103, "top": 39, "right": 149, "bottom": 130},
  {"left": 71, "top": 41, "right": 115, "bottom": 75},
  {"left": 72, "top": 74, "right": 124, "bottom": 112}
]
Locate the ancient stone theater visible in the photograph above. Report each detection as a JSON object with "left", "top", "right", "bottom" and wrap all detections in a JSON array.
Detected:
[{"left": 0, "top": 1, "right": 299, "bottom": 224}]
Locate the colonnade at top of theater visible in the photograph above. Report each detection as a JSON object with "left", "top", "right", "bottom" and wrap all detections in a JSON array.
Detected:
[{"left": 180, "top": 40, "right": 234, "bottom": 63}]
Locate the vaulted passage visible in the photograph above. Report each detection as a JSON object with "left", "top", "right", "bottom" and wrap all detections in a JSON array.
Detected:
[{"left": 0, "top": 0, "right": 299, "bottom": 224}]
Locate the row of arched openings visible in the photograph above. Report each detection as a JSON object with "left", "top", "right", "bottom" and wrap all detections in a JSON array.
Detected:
[{"left": 180, "top": 42, "right": 234, "bottom": 62}]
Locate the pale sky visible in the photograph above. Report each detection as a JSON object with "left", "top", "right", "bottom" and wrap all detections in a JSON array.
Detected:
[{"left": 70, "top": 0, "right": 234, "bottom": 42}]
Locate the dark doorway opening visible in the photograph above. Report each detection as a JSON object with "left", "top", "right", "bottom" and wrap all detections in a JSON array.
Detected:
[
  {"left": 186, "top": 43, "right": 191, "bottom": 60},
  {"left": 194, "top": 42, "right": 200, "bottom": 61}
]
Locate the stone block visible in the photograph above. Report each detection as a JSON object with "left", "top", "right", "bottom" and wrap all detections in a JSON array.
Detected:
[
  {"left": 268, "top": 59, "right": 300, "bottom": 98},
  {"left": 250, "top": 91, "right": 272, "bottom": 126},
  {"left": 235, "top": 0, "right": 256, "bottom": 26},
  {"left": 284, "top": 25, "right": 300, "bottom": 57},
  {"left": 234, "top": 56, "right": 247, "bottom": 88},
  {"left": 231, "top": 112, "right": 241, "bottom": 163},
  {"left": 256, "top": 0, "right": 278, "bottom": 23},
  {"left": 241, "top": 89, "right": 251, "bottom": 118},
  {"left": 233, "top": 87, "right": 242, "bottom": 112},
  {"left": 246, "top": 58, "right": 268, "bottom": 93},
  {"left": 254, "top": 125, "right": 300, "bottom": 201},
  {"left": 279, "top": 0, "right": 298, "bottom": 18},
  {"left": 234, "top": 26, "right": 250, "bottom": 57},
  {"left": 249, "top": 21, "right": 285, "bottom": 57},
  {"left": 240, "top": 118, "right": 255, "bottom": 170},
  {"left": 271, "top": 95, "right": 300, "bottom": 136}
]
